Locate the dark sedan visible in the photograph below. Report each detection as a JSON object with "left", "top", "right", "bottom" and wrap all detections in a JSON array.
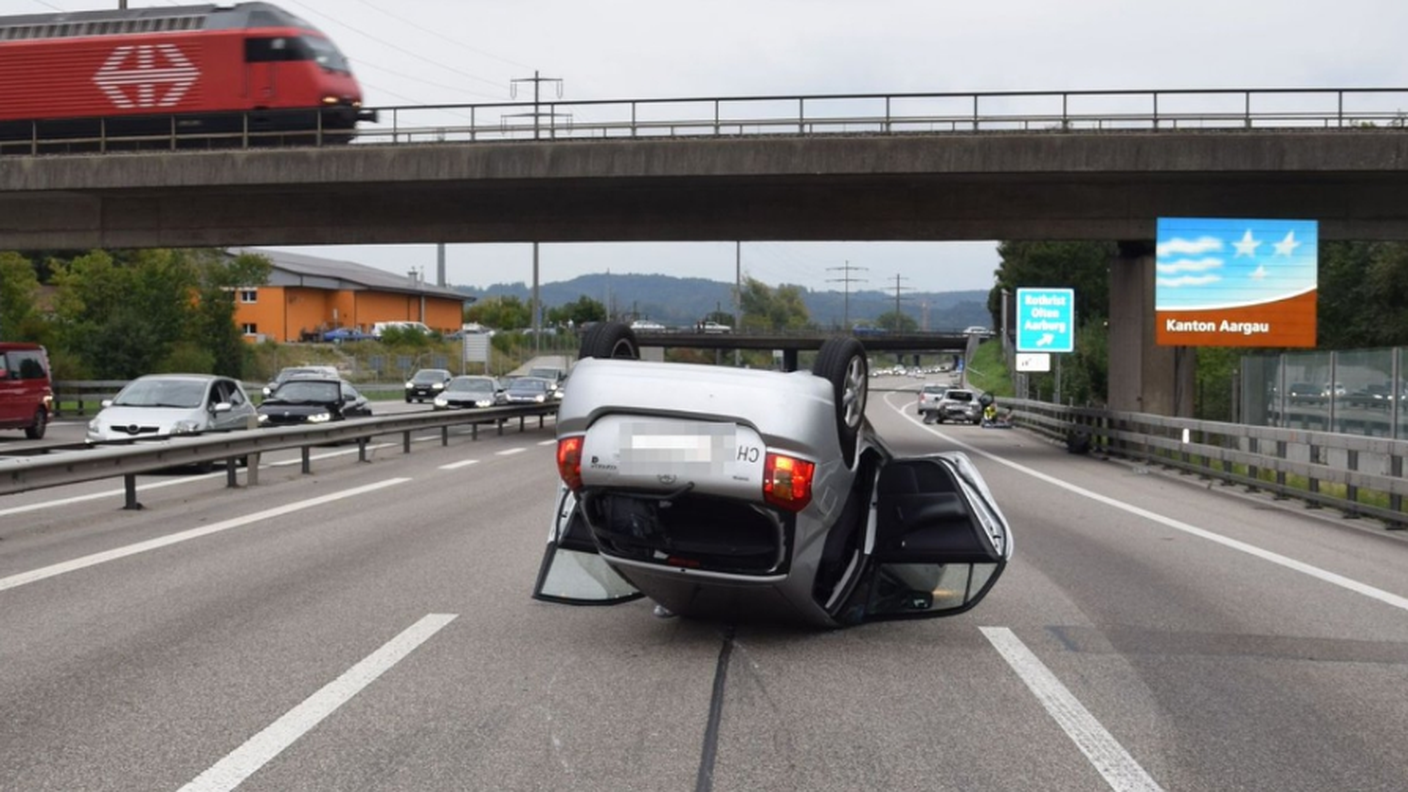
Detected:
[
  {"left": 405, "top": 368, "right": 453, "bottom": 403},
  {"left": 257, "top": 378, "right": 372, "bottom": 427}
]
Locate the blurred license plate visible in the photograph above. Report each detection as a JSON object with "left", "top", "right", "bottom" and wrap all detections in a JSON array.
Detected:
[{"left": 619, "top": 422, "right": 736, "bottom": 475}]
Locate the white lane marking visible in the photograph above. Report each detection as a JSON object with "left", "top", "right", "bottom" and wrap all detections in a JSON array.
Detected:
[
  {"left": 178, "top": 613, "right": 457, "bottom": 792},
  {"left": 537, "top": 439, "right": 557, "bottom": 446},
  {"left": 266, "top": 443, "right": 395, "bottom": 468},
  {"left": 884, "top": 395, "right": 1408, "bottom": 613},
  {"left": 0, "top": 445, "right": 398, "bottom": 519},
  {"left": 0, "top": 479, "right": 410, "bottom": 593},
  {"left": 438, "top": 459, "right": 480, "bottom": 470},
  {"left": 496, "top": 448, "right": 526, "bottom": 456},
  {"left": 981, "top": 627, "right": 1164, "bottom": 792}
]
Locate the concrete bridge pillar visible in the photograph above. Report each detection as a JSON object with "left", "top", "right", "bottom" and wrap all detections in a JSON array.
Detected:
[{"left": 1108, "top": 241, "right": 1195, "bottom": 417}]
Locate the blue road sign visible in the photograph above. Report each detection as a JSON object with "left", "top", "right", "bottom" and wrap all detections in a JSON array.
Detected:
[{"left": 1016, "top": 288, "right": 1075, "bottom": 353}]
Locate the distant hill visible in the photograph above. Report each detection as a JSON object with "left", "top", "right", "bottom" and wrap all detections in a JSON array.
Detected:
[{"left": 456, "top": 273, "right": 992, "bottom": 330}]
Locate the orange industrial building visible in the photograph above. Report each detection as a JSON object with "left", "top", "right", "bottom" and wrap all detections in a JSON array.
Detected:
[{"left": 229, "top": 248, "right": 471, "bottom": 343}]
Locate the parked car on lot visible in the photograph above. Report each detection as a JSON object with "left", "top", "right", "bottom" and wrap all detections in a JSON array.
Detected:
[
  {"left": 405, "top": 368, "right": 453, "bottom": 403},
  {"left": 86, "top": 374, "right": 258, "bottom": 443},
  {"left": 933, "top": 388, "right": 983, "bottom": 424},
  {"left": 264, "top": 365, "right": 339, "bottom": 397},
  {"left": 700, "top": 321, "right": 732, "bottom": 334},
  {"left": 629, "top": 320, "right": 666, "bottom": 332},
  {"left": 0, "top": 342, "right": 53, "bottom": 440},
  {"left": 433, "top": 376, "right": 504, "bottom": 409},
  {"left": 916, "top": 383, "right": 950, "bottom": 423},
  {"left": 321, "top": 327, "right": 373, "bottom": 343},
  {"left": 533, "top": 322, "right": 1013, "bottom": 628},
  {"left": 504, "top": 376, "right": 559, "bottom": 404},
  {"left": 257, "top": 377, "right": 371, "bottom": 427}
]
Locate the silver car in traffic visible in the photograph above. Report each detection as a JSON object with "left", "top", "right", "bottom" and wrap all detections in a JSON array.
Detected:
[{"left": 86, "top": 374, "right": 258, "bottom": 443}]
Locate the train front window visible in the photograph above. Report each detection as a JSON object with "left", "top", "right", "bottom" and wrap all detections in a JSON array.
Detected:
[{"left": 302, "top": 36, "right": 349, "bottom": 73}]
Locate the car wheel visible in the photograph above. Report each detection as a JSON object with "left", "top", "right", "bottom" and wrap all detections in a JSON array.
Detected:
[
  {"left": 24, "top": 408, "right": 47, "bottom": 440},
  {"left": 580, "top": 321, "right": 640, "bottom": 360},
  {"left": 813, "top": 336, "right": 868, "bottom": 466}
]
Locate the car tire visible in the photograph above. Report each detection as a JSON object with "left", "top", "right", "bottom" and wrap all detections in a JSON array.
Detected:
[
  {"left": 580, "top": 321, "right": 640, "bottom": 360},
  {"left": 813, "top": 336, "right": 868, "bottom": 466},
  {"left": 24, "top": 408, "right": 47, "bottom": 440}
]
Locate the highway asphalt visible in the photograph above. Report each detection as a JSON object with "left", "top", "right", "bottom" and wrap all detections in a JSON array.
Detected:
[{"left": 1, "top": 380, "right": 1406, "bottom": 791}]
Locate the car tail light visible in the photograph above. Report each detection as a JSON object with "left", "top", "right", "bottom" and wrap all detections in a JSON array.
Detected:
[
  {"left": 763, "top": 452, "right": 814, "bottom": 512},
  {"left": 557, "top": 436, "right": 585, "bottom": 491}
]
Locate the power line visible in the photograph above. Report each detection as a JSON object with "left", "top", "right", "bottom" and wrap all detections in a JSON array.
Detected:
[
  {"left": 826, "top": 261, "right": 867, "bottom": 328},
  {"left": 887, "top": 273, "right": 915, "bottom": 330},
  {"left": 282, "top": 0, "right": 509, "bottom": 94},
  {"left": 349, "top": 0, "right": 533, "bottom": 72},
  {"left": 30, "top": 0, "right": 67, "bottom": 11}
]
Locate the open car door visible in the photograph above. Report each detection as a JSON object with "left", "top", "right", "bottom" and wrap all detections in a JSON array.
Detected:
[
  {"left": 532, "top": 484, "right": 643, "bottom": 605},
  {"left": 843, "top": 453, "right": 1012, "bottom": 623}
]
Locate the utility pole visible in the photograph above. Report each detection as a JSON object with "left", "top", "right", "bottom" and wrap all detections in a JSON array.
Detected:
[
  {"left": 827, "top": 261, "right": 867, "bottom": 329},
  {"left": 508, "top": 71, "right": 566, "bottom": 354},
  {"left": 889, "top": 273, "right": 914, "bottom": 331},
  {"left": 509, "top": 71, "right": 567, "bottom": 140},
  {"left": 734, "top": 242, "right": 742, "bottom": 366}
]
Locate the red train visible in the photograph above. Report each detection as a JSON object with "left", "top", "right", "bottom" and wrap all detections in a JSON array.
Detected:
[{"left": 0, "top": 2, "right": 375, "bottom": 150}]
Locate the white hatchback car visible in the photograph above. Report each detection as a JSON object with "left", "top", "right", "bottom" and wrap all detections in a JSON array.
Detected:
[
  {"left": 86, "top": 374, "right": 258, "bottom": 443},
  {"left": 534, "top": 323, "right": 1013, "bottom": 628}
]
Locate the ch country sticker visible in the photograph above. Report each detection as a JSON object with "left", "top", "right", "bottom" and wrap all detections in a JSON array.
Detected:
[{"left": 93, "top": 44, "right": 199, "bottom": 109}]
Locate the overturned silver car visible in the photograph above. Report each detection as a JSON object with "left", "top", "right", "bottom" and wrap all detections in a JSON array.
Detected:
[{"left": 533, "top": 323, "right": 1013, "bottom": 627}]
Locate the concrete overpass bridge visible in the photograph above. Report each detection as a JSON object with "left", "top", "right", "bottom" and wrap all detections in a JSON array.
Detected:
[{"left": 6, "top": 87, "right": 1408, "bottom": 415}]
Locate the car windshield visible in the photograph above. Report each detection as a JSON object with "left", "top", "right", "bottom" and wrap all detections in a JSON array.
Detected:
[
  {"left": 413, "top": 371, "right": 448, "bottom": 384},
  {"left": 275, "top": 368, "right": 328, "bottom": 384},
  {"left": 448, "top": 378, "right": 494, "bottom": 393},
  {"left": 923, "top": 385, "right": 947, "bottom": 394},
  {"left": 528, "top": 368, "right": 561, "bottom": 379},
  {"left": 112, "top": 379, "right": 206, "bottom": 408},
  {"left": 270, "top": 381, "right": 340, "bottom": 403},
  {"left": 512, "top": 379, "right": 549, "bottom": 393}
]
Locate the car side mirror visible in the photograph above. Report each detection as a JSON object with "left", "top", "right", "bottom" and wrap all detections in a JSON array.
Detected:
[{"left": 212, "top": 402, "right": 232, "bottom": 413}]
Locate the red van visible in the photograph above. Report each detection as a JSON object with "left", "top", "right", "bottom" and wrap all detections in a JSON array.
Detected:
[{"left": 0, "top": 342, "right": 53, "bottom": 439}]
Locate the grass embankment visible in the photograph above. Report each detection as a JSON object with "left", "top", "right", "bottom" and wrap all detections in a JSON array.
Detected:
[{"left": 964, "top": 340, "right": 1013, "bottom": 398}]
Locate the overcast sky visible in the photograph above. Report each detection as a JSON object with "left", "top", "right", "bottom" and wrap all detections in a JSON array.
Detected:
[{"left": 16, "top": 0, "right": 1408, "bottom": 294}]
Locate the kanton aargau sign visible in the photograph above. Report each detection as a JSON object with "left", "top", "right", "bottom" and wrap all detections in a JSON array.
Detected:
[{"left": 1155, "top": 217, "right": 1318, "bottom": 348}]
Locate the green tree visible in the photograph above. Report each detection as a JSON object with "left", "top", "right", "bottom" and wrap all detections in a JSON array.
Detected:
[
  {"left": 0, "top": 251, "right": 41, "bottom": 340},
  {"left": 989, "top": 241, "right": 1114, "bottom": 404},
  {"left": 190, "top": 250, "right": 272, "bottom": 377},
  {"left": 739, "top": 277, "right": 810, "bottom": 332},
  {"left": 874, "top": 310, "right": 918, "bottom": 332},
  {"left": 466, "top": 295, "right": 531, "bottom": 330},
  {"left": 546, "top": 295, "right": 607, "bottom": 327}
]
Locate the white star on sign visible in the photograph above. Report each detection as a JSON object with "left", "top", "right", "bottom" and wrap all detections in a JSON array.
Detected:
[
  {"left": 1273, "top": 231, "right": 1302, "bottom": 256},
  {"left": 1232, "top": 229, "right": 1261, "bottom": 257}
]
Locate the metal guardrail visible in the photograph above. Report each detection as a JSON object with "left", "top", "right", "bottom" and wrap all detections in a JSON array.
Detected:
[
  {"left": 0, "top": 403, "right": 557, "bottom": 508},
  {"left": 1008, "top": 398, "right": 1408, "bottom": 528},
  {"left": 5, "top": 87, "right": 1408, "bottom": 154}
]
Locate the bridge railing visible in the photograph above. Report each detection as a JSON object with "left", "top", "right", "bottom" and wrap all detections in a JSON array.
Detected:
[
  {"left": 1006, "top": 397, "right": 1408, "bottom": 528},
  {"left": 6, "top": 88, "right": 1408, "bottom": 155}
]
